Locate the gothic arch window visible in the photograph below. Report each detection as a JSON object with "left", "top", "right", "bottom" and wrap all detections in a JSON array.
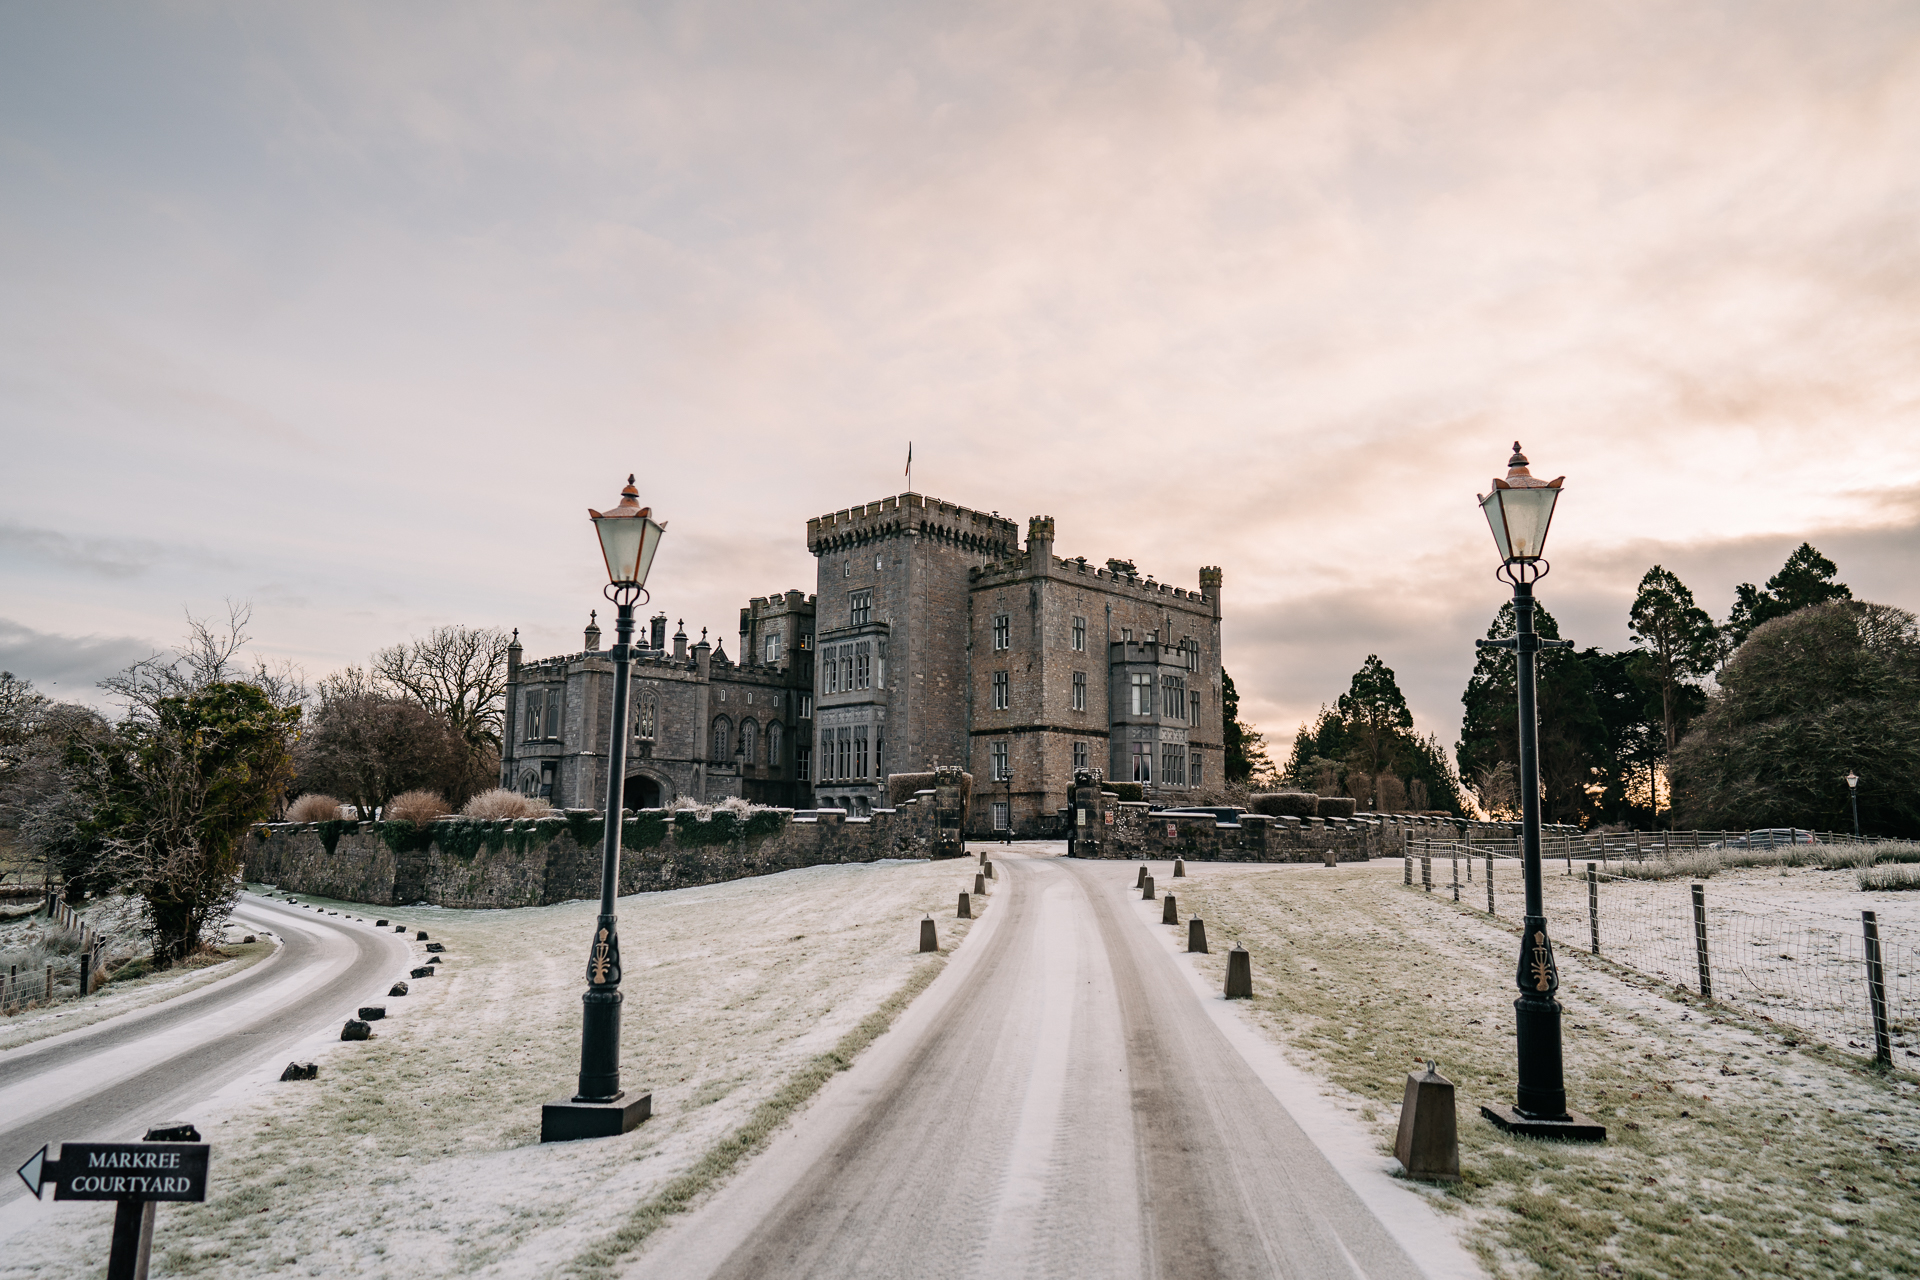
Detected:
[
  {"left": 638, "top": 696, "right": 657, "bottom": 739},
  {"left": 518, "top": 770, "right": 540, "bottom": 797},
  {"left": 767, "top": 721, "right": 783, "bottom": 766},
  {"left": 711, "top": 716, "right": 732, "bottom": 762},
  {"left": 740, "top": 719, "right": 758, "bottom": 764}
]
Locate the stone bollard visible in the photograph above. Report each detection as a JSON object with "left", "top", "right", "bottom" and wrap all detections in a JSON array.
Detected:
[
  {"left": 425, "top": 942, "right": 446, "bottom": 953},
  {"left": 919, "top": 917, "right": 939, "bottom": 953},
  {"left": 974, "top": 873, "right": 987, "bottom": 895},
  {"left": 394, "top": 925, "right": 407, "bottom": 933},
  {"left": 1162, "top": 894, "right": 1178, "bottom": 925},
  {"left": 340, "top": 1019, "right": 372, "bottom": 1041},
  {"left": 1224, "top": 944, "right": 1252, "bottom": 998},
  {"left": 1188, "top": 917, "right": 1209, "bottom": 954},
  {"left": 358, "top": 1005, "right": 386, "bottom": 1020},
  {"left": 280, "top": 1062, "right": 319, "bottom": 1081},
  {"left": 985, "top": 861, "right": 995, "bottom": 880},
  {"left": 1394, "top": 1061, "right": 1460, "bottom": 1181},
  {"left": 389, "top": 981, "right": 409, "bottom": 997},
  {"left": 375, "top": 920, "right": 389, "bottom": 927},
  {"left": 1173, "top": 859, "right": 1186, "bottom": 878},
  {"left": 1136, "top": 865, "right": 1148, "bottom": 887},
  {"left": 416, "top": 930, "right": 429, "bottom": 941},
  {"left": 1141, "top": 875, "right": 1155, "bottom": 900},
  {"left": 957, "top": 892, "right": 972, "bottom": 919},
  {"left": 410, "top": 966, "right": 433, "bottom": 978}
]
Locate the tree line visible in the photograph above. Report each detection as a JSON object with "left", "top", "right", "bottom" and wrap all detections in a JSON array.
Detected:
[{"left": 0, "top": 606, "right": 513, "bottom": 965}]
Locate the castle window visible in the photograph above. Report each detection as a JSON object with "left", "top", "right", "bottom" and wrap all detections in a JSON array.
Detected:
[
  {"left": 1121, "top": 628, "right": 1132, "bottom": 642},
  {"left": 992, "top": 802, "right": 1010, "bottom": 831},
  {"left": 741, "top": 719, "right": 757, "bottom": 763},
  {"left": 851, "top": 590, "right": 872, "bottom": 626},
  {"left": 842, "top": 649, "right": 855, "bottom": 692},
  {"left": 1190, "top": 751, "right": 1202, "bottom": 787},
  {"left": 544, "top": 693, "right": 561, "bottom": 741},
  {"left": 766, "top": 633, "right": 783, "bottom": 663},
  {"left": 824, "top": 650, "right": 840, "bottom": 694},
  {"left": 638, "top": 697, "right": 657, "bottom": 739},
  {"left": 1131, "top": 742, "right": 1152, "bottom": 783},
  {"left": 797, "top": 743, "right": 811, "bottom": 781},
  {"left": 992, "top": 614, "right": 1010, "bottom": 650},
  {"left": 875, "top": 554, "right": 883, "bottom": 570},
  {"left": 992, "top": 671, "right": 1009, "bottom": 710},
  {"left": 1071, "top": 616, "right": 1085, "bottom": 651},
  {"left": 844, "top": 561, "right": 851, "bottom": 578},
  {"left": 711, "top": 717, "right": 731, "bottom": 762},
  {"left": 1163, "top": 675, "right": 1186, "bottom": 721},
  {"left": 524, "top": 690, "right": 544, "bottom": 742},
  {"left": 1072, "top": 671, "right": 1086, "bottom": 711},
  {"left": 801, "top": 694, "right": 813, "bottom": 718},
  {"left": 1073, "top": 741, "right": 1088, "bottom": 769},
  {"left": 817, "top": 731, "right": 832, "bottom": 779},
  {"left": 799, "top": 633, "right": 812, "bottom": 650},
  {"left": 837, "top": 727, "right": 852, "bottom": 780},
  {"left": 1190, "top": 691, "right": 1200, "bottom": 724},
  {"left": 991, "top": 740, "right": 1009, "bottom": 781},
  {"left": 1131, "top": 674, "right": 1154, "bottom": 716},
  {"left": 854, "top": 725, "right": 869, "bottom": 778},
  {"left": 768, "top": 721, "right": 783, "bottom": 766},
  {"left": 1162, "top": 743, "right": 1186, "bottom": 786},
  {"left": 1184, "top": 638, "right": 1199, "bottom": 671},
  {"left": 856, "top": 643, "right": 871, "bottom": 690}
]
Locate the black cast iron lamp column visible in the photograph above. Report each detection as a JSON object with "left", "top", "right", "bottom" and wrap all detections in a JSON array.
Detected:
[
  {"left": 1848, "top": 772, "right": 1860, "bottom": 840},
  {"left": 1474, "top": 444, "right": 1604, "bottom": 1140},
  {"left": 541, "top": 475, "right": 666, "bottom": 1143}
]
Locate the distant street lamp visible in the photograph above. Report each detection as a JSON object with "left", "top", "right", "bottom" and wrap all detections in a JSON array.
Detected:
[
  {"left": 1847, "top": 771, "right": 1861, "bottom": 841},
  {"left": 542, "top": 475, "right": 666, "bottom": 1143},
  {"left": 1474, "top": 444, "right": 1602, "bottom": 1140}
]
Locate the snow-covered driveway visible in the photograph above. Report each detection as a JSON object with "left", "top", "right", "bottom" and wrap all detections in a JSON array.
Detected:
[
  {"left": 630, "top": 845, "right": 1476, "bottom": 1280},
  {"left": 0, "top": 893, "right": 407, "bottom": 1220}
]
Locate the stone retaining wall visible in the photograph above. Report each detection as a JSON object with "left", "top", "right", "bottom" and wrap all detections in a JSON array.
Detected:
[{"left": 246, "top": 798, "right": 945, "bottom": 909}]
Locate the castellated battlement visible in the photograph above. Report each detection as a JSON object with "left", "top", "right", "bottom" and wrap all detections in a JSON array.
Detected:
[
  {"left": 807, "top": 491, "right": 1019, "bottom": 556},
  {"left": 970, "top": 552, "right": 1217, "bottom": 610}
]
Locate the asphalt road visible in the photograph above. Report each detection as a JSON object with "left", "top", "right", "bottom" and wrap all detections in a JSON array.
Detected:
[
  {"left": 631, "top": 846, "right": 1459, "bottom": 1280},
  {"left": 0, "top": 892, "right": 409, "bottom": 1209}
]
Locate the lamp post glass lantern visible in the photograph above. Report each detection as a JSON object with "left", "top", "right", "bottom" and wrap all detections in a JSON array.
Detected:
[
  {"left": 1473, "top": 444, "right": 1601, "bottom": 1139},
  {"left": 1848, "top": 772, "right": 1861, "bottom": 840},
  {"left": 542, "top": 475, "right": 666, "bottom": 1142}
]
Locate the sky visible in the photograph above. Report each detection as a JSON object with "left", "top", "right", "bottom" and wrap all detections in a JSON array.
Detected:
[{"left": 3, "top": 0, "right": 1918, "bottom": 764}]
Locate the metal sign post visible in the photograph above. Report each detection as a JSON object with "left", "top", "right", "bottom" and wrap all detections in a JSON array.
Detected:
[{"left": 17, "top": 1124, "right": 208, "bottom": 1280}]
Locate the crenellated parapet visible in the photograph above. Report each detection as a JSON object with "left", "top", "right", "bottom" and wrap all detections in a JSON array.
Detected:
[{"left": 807, "top": 492, "right": 1018, "bottom": 557}]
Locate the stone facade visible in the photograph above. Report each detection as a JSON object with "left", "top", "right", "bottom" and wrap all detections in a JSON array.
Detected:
[{"left": 503, "top": 489, "right": 1228, "bottom": 837}]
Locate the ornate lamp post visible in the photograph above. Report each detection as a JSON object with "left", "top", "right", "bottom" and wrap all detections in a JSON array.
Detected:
[
  {"left": 1847, "top": 771, "right": 1861, "bottom": 841},
  {"left": 541, "top": 475, "right": 666, "bottom": 1143},
  {"left": 1474, "top": 444, "right": 1604, "bottom": 1141}
]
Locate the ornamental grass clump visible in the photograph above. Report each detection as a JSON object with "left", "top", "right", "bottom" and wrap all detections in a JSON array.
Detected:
[
  {"left": 460, "top": 788, "right": 553, "bottom": 820},
  {"left": 1859, "top": 863, "right": 1920, "bottom": 891},
  {"left": 286, "top": 793, "right": 344, "bottom": 823},
  {"left": 385, "top": 790, "right": 450, "bottom": 824}
]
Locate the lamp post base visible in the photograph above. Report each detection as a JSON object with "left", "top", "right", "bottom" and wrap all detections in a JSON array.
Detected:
[
  {"left": 541, "top": 1091, "right": 653, "bottom": 1143},
  {"left": 1479, "top": 1103, "right": 1605, "bottom": 1142}
]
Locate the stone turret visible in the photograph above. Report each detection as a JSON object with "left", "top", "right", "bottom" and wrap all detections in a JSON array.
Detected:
[
  {"left": 1027, "top": 515, "right": 1055, "bottom": 573},
  {"left": 1200, "top": 566, "right": 1223, "bottom": 619},
  {"left": 584, "top": 611, "right": 601, "bottom": 651},
  {"left": 673, "top": 620, "right": 688, "bottom": 661},
  {"left": 651, "top": 613, "right": 668, "bottom": 652}
]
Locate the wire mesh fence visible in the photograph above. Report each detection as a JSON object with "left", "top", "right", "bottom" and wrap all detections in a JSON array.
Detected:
[
  {"left": 1404, "top": 836, "right": 1917, "bottom": 1066},
  {"left": 1, "top": 893, "right": 113, "bottom": 1016}
]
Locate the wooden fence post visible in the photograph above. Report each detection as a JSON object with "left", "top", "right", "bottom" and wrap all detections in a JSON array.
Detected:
[
  {"left": 1691, "top": 883, "right": 1711, "bottom": 998},
  {"left": 1864, "top": 911, "right": 1892, "bottom": 1068}
]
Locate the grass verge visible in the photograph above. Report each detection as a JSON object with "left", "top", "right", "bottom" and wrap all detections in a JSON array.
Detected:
[
  {"left": 565, "top": 952, "right": 949, "bottom": 1277},
  {"left": 1174, "top": 862, "right": 1920, "bottom": 1279}
]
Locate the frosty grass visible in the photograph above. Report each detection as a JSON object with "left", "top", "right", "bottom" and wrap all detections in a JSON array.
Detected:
[
  {"left": 1174, "top": 858, "right": 1920, "bottom": 1279},
  {"left": 0, "top": 857, "right": 978, "bottom": 1278}
]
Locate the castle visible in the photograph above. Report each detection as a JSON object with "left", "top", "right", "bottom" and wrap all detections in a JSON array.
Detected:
[{"left": 500, "top": 491, "right": 1224, "bottom": 836}]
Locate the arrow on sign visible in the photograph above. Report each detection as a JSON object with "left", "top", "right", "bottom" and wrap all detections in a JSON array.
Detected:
[{"left": 17, "top": 1145, "right": 55, "bottom": 1198}]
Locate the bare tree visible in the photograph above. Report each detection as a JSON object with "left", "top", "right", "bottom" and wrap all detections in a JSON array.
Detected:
[{"left": 371, "top": 626, "right": 510, "bottom": 802}]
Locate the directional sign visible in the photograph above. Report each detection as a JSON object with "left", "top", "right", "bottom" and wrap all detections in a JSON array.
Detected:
[{"left": 17, "top": 1143, "right": 209, "bottom": 1203}]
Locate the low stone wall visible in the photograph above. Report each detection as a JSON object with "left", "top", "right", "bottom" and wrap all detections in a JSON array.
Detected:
[
  {"left": 246, "top": 801, "right": 945, "bottom": 910},
  {"left": 1090, "top": 807, "right": 1576, "bottom": 863}
]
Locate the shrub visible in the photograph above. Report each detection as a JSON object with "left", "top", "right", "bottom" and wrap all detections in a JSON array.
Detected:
[
  {"left": 1250, "top": 791, "right": 1318, "bottom": 819},
  {"left": 1860, "top": 864, "right": 1920, "bottom": 891},
  {"left": 385, "top": 790, "right": 450, "bottom": 824},
  {"left": 461, "top": 788, "right": 552, "bottom": 820},
  {"left": 1107, "top": 782, "right": 1145, "bottom": 802},
  {"left": 287, "top": 793, "right": 344, "bottom": 823},
  {"left": 1317, "top": 797, "right": 1357, "bottom": 819}
]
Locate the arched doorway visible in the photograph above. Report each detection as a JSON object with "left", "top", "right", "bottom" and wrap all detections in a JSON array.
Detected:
[{"left": 624, "top": 774, "right": 663, "bottom": 810}]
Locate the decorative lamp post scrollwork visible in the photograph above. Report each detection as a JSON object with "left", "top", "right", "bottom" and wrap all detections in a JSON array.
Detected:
[
  {"left": 541, "top": 475, "right": 666, "bottom": 1143},
  {"left": 1474, "top": 444, "right": 1604, "bottom": 1140}
]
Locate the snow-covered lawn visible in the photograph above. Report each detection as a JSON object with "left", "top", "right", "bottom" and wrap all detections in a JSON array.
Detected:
[
  {"left": 1163, "top": 857, "right": 1920, "bottom": 1278},
  {"left": 1, "top": 857, "right": 982, "bottom": 1278}
]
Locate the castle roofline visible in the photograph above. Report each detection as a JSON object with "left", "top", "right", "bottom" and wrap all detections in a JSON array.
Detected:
[{"left": 807, "top": 491, "right": 1019, "bottom": 555}]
